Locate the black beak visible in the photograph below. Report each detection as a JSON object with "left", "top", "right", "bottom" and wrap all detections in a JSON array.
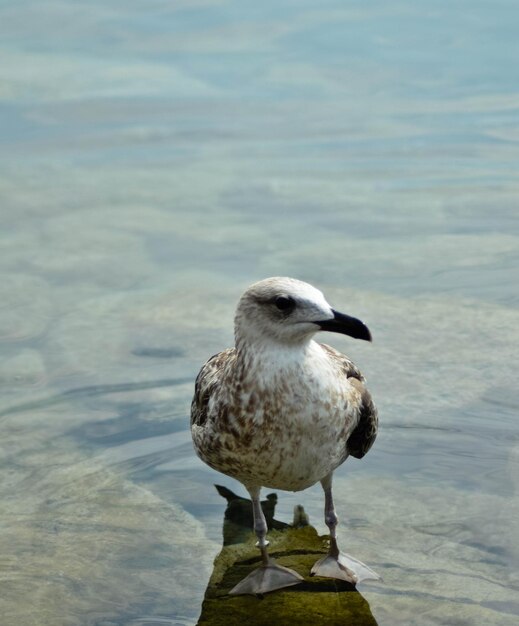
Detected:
[{"left": 316, "top": 309, "right": 372, "bottom": 342}]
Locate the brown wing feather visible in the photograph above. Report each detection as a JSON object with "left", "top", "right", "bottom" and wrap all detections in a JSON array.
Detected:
[
  {"left": 320, "top": 342, "right": 364, "bottom": 381},
  {"left": 191, "top": 348, "right": 235, "bottom": 427},
  {"left": 346, "top": 378, "right": 378, "bottom": 459},
  {"left": 320, "top": 343, "right": 378, "bottom": 460}
]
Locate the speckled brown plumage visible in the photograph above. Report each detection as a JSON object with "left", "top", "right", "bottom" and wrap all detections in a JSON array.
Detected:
[{"left": 190, "top": 279, "right": 378, "bottom": 493}]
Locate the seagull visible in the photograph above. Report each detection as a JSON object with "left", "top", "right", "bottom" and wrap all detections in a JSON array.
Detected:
[{"left": 191, "top": 277, "right": 379, "bottom": 595}]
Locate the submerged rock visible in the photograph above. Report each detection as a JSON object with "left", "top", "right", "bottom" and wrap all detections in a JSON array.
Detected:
[
  {"left": 0, "top": 348, "right": 47, "bottom": 389},
  {"left": 0, "top": 400, "right": 217, "bottom": 626},
  {"left": 0, "top": 273, "right": 52, "bottom": 342}
]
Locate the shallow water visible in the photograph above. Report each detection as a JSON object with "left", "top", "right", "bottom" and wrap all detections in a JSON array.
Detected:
[{"left": 1, "top": 1, "right": 519, "bottom": 624}]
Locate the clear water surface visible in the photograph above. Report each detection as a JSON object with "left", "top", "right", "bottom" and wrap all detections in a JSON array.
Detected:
[{"left": 0, "top": 1, "right": 518, "bottom": 624}]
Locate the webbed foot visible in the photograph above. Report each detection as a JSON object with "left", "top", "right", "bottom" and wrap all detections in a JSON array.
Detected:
[
  {"left": 229, "top": 558, "right": 303, "bottom": 595},
  {"left": 311, "top": 550, "right": 379, "bottom": 583}
]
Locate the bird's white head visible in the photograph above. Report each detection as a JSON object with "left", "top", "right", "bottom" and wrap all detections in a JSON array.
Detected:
[{"left": 234, "top": 277, "right": 371, "bottom": 349}]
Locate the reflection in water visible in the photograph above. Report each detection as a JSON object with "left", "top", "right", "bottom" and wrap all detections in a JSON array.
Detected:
[
  {"left": 196, "top": 486, "right": 378, "bottom": 626},
  {"left": 215, "top": 484, "right": 291, "bottom": 545}
]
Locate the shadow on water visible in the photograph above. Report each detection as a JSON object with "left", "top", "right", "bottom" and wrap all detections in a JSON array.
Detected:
[{"left": 197, "top": 486, "right": 378, "bottom": 626}]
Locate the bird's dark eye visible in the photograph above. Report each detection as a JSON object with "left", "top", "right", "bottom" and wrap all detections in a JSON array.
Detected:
[{"left": 274, "top": 296, "right": 295, "bottom": 312}]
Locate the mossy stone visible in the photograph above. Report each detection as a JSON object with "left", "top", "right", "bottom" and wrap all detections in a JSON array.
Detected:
[{"left": 197, "top": 526, "right": 377, "bottom": 625}]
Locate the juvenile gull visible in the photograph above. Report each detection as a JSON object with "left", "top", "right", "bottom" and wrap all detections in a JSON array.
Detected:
[{"left": 191, "top": 277, "right": 379, "bottom": 594}]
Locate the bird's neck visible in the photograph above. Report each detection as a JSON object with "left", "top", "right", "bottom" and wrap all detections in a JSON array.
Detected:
[{"left": 235, "top": 336, "right": 322, "bottom": 381}]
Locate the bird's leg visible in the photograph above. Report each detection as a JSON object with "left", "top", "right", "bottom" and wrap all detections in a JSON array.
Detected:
[
  {"left": 311, "top": 473, "right": 380, "bottom": 584},
  {"left": 323, "top": 476, "right": 341, "bottom": 557},
  {"left": 252, "top": 487, "right": 270, "bottom": 566},
  {"left": 229, "top": 485, "right": 303, "bottom": 596}
]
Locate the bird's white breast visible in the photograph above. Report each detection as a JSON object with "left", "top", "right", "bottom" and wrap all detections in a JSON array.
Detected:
[{"left": 199, "top": 341, "right": 362, "bottom": 492}]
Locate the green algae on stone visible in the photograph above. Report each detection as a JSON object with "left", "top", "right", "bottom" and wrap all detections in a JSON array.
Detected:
[{"left": 197, "top": 526, "right": 378, "bottom": 626}]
